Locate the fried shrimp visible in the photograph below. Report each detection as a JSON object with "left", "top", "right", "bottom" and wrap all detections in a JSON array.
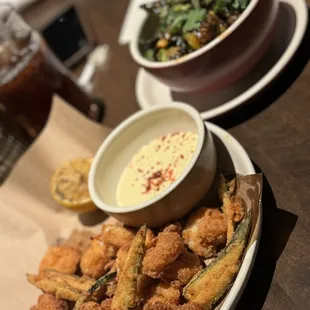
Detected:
[
  {"left": 101, "top": 225, "right": 135, "bottom": 249},
  {"left": 101, "top": 299, "right": 112, "bottom": 310},
  {"left": 219, "top": 175, "right": 245, "bottom": 243},
  {"left": 30, "top": 293, "right": 69, "bottom": 310},
  {"left": 39, "top": 246, "right": 81, "bottom": 274},
  {"left": 80, "top": 302, "right": 103, "bottom": 310},
  {"left": 182, "top": 208, "right": 227, "bottom": 258},
  {"left": 162, "top": 223, "right": 182, "bottom": 234},
  {"left": 162, "top": 250, "right": 202, "bottom": 285},
  {"left": 144, "top": 281, "right": 181, "bottom": 307},
  {"left": 142, "top": 232, "right": 185, "bottom": 278},
  {"left": 80, "top": 238, "right": 116, "bottom": 279}
]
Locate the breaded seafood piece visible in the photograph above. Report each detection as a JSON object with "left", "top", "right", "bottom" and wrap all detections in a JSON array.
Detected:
[
  {"left": 30, "top": 293, "right": 68, "bottom": 310},
  {"left": 80, "top": 301, "right": 103, "bottom": 310},
  {"left": 115, "top": 243, "right": 131, "bottom": 273},
  {"left": 81, "top": 238, "right": 116, "bottom": 279},
  {"left": 162, "top": 223, "right": 182, "bottom": 234},
  {"left": 39, "top": 246, "right": 81, "bottom": 274},
  {"left": 143, "top": 281, "right": 181, "bottom": 308},
  {"left": 146, "top": 228, "right": 155, "bottom": 249},
  {"left": 101, "top": 298, "right": 112, "bottom": 310},
  {"left": 162, "top": 250, "right": 202, "bottom": 285},
  {"left": 182, "top": 208, "right": 227, "bottom": 258},
  {"left": 142, "top": 232, "right": 185, "bottom": 278},
  {"left": 101, "top": 225, "right": 135, "bottom": 249}
]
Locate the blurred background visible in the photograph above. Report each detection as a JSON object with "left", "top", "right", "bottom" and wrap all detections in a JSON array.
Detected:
[{"left": 0, "top": 0, "right": 108, "bottom": 183}]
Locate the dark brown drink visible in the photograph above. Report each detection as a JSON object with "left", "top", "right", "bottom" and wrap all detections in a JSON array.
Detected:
[{"left": 0, "top": 31, "right": 93, "bottom": 137}]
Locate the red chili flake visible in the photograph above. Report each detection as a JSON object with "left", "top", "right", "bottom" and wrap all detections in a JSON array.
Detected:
[
  {"left": 180, "top": 154, "right": 184, "bottom": 159},
  {"left": 161, "top": 136, "right": 166, "bottom": 141},
  {"left": 143, "top": 184, "right": 151, "bottom": 193},
  {"left": 152, "top": 171, "right": 162, "bottom": 178}
]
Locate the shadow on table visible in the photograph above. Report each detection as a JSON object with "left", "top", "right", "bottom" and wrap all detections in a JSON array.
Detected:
[
  {"left": 213, "top": 7, "right": 310, "bottom": 130},
  {"left": 236, "top": 162, "right": 298, "bottom": 310},
  {"left": 78, "top": 209, "right": 108, "bottom": 226}
]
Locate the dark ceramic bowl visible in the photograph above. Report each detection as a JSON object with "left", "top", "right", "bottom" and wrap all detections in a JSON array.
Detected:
[{"left": 130, "top": 0, "right": 279, "bottom": 93}]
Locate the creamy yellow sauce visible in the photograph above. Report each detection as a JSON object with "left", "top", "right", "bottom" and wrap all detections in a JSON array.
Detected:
[{"left": 116, "top": 131, "right": 198, "bottom": 207}]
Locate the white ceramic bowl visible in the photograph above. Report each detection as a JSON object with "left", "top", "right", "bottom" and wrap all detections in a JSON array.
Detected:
[{"left": 89, "top": 103, "right": 217, "bottom": 227}]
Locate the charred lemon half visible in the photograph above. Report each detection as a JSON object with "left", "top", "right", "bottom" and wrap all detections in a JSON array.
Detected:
[{"left": 51, "top": 157, "right": 96, "bottom": 213}]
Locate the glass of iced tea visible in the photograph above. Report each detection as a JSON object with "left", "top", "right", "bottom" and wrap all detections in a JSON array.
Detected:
[{"left": 0, "top": 3, "right": 94, "bottom": 138}]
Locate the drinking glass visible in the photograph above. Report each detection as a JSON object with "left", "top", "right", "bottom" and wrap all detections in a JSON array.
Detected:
[{"left": 0, "top": 3, "right": 94, "bottom": 138}]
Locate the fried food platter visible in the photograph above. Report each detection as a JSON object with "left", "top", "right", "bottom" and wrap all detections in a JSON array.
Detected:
[{"left": 27, "top": 123, "right": 262, "bottom": 310}]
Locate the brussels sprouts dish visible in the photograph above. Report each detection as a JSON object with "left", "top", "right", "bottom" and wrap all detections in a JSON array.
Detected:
[{"left": 140, "top": 0, "right": 251, "bottom": 62}]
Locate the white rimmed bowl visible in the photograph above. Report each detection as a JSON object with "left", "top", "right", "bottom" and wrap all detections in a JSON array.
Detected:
[
  {"left": 88, "top": 103, "right": 217, "bottom": 227},
  {"left": 130, "top": 0, "right": 279, "bottom": 93}
]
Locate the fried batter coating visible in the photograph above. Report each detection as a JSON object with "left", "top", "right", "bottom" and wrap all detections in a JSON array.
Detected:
[
  {"left": 116, "top": 228, "right": 154, "bottom": 273},
  {"left": 105, "top": 279, "right": 118, "bottom": 298},
  {"left": 30, "top": 293, "right": 68, "bottom": 310},
  {"left": 101, "top": 298, "right": 112, "bottom": 310},
  {"left": 101, "top": 225, "right": 135, "bottom": 249},
  {"left": 182, "top": 208, "right": 227, "bottom": 258},
  {"left": 115, "top": 243, "right": 130, "bottom": 273},
  {"left": 162, "top": 250, "right": 202, "bottom": 285},
  {"left": 111, "top": 225, "right": 147, "bottom": 310},
  {"left": 80, "top": 301, "right": 103, "bottom": 310},
  {"left": 144, "top": 301, "right": 202, "bottom": 310},
  {"left": 39, "top": 246, "right": 81, "bottom": 274},
  {"left": 142, "top": 232, "right": 185, "bottom": 278},
  {"left": 146, "top": 228, "right": 155, "bottom": 249},
  {"left": 219, "top": 175, "right": 245, "bottom": 243},
  {"left": 162, "top": 223, "right": 182, "bottom": 234},
  {"left": 81, "top": 238, "right": 116, "bottom": 279},
  {"left": 27, "top": 270, "right": 95, "bottom": 301},
  {"left": 144, "top": 281, "right": 181, "bottom": 307}
]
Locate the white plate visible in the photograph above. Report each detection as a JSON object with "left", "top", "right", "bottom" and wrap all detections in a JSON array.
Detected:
[
  {"left": 206, "top": 122, "right": 260, "bottom": 310},
  {"left": 136, "top": 0, "right": 308, "bottom": 120},
  {"left": 103, "top": 122, "right": 260, "bottom": 310}
]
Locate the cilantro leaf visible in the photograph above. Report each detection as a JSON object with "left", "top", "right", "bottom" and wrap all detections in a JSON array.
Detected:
[
  {"left": 169, "top": 13, "right": 188, "bottom": 34},
  {"left": 232, "top": 0, "right": 240, "bottom": 9},
  {"left": 191, "top": 0, "right": 201, "bottom": 9},
  {"left": 240, "top": 0, "right": 250, "bottom": 9},
  {"left": 182, "top": 8, "right": 207, "bottom": 33},
  {"left": 214, "top": 0, "right": 231, "bottom": 13}
]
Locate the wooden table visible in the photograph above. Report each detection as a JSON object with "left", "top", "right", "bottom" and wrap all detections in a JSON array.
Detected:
[{"left": 85, "top": 1, "right": 310, "bottom": 309}]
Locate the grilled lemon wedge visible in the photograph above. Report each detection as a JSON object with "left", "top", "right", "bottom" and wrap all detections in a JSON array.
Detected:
[{"left": 50, "top": 157, "right": 96, "bottom": 213}]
